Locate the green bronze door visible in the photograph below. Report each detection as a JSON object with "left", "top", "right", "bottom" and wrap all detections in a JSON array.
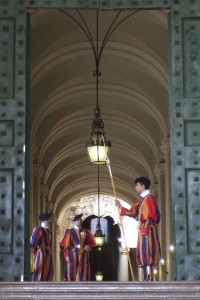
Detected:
[
  {"left": 0, "top": 1, "right": 29, "bottom": 280},
  {"left": 170, "top": 1, "right": 200, "bottom": 280}
]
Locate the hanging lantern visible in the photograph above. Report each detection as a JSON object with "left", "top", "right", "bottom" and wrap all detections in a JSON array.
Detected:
[
  {"left": 94, "top": 220, "right": 105, "bottom": 248},
  {"left": 95, "top": 271, "right": 103, "bottom": 281},
  {"left": 86, "top": 107, "right": 111, "bottom": 164}
]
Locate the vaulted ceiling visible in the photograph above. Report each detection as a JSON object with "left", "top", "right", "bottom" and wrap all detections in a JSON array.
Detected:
[{"left": 30, "top": 8, "right": 169, "bottom": 216}]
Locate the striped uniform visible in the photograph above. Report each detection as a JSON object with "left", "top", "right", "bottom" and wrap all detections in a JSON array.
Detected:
[
  {"left": 30, "top": 227, "right": 53, "bottom": 281},
  {"left": 60, "top": 227, "right": 96, "bottom": 281},
  {"left": 121, "top": 194, "right": 161, "bottom": 268}
]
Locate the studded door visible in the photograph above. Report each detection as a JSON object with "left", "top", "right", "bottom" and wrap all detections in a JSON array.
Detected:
[
  {"left": 0, "top": 1, "right": 28, "bottom": 281},
  {"left": 169, "top": 1, "right": 200, "bottom": 280}
]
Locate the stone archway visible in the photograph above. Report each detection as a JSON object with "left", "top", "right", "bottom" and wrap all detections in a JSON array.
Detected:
[{"left": 55, "top": 195, "right": 138, "bottom": 281}]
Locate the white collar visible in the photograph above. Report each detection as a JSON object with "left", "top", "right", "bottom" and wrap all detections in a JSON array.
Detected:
[
  {"left": 140, "top": 189, "right": 150, "bottom": 198},
  {"left": 74, "top": 224, "right": 81, "bottom": 230},
  {"left": 41, "top": 222, "right": 48, "bottom": 229}
]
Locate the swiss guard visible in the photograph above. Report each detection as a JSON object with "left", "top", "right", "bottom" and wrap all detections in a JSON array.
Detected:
[
  {"left": 30, "top": 212, "right": 53, "bottom": 281},
  {"left": 60, "top": 213, "right": 96, "bottom": 281}
]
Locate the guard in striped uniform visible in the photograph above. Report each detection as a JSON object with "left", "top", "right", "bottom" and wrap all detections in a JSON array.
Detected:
[
  {"left": 115, "top": 177, "right": 161, "bottom": 281},
  {"left": 60, "top": 214, "right": 96, "bottom": 281},
  {"left": 30, "top": 212, "right": 53, "bottom": 281}
]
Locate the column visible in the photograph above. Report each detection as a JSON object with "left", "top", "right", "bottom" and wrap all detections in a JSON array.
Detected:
[
  {"left": 51, "top": 215, "right": 59, "bottom": 281},
  {"left": 118, "top": 246, "right": 129, "bottom": 281},
  {"left": 151, "top": 182, "right": 158, "bottom": 201},
  {"left": 30, "top": 163, "right": 43, "bottom": 276},
  {"left": 161, "top": 138, "right": 172, "bottom": 281},
  {"left": 154, "top": 161, "right": 166, "bottom": 281},
  {"left": 31, "top": 163, "right": 43, "bottom": 229},
  {"left": 40, "top": 183, "right": 49, "bottom": 213},
  {"left": 117, "top": 225, "right": 129, "bottom": 281}
]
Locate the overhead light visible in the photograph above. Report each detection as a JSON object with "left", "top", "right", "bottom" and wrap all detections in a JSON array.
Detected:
[
  {"left": 95, "top": 271, "right": 103, "bottom": 281},
  {"left": 86, "top": 10, "right": 111, "bottom": 164},
  {"left": 86, "top": 107, "right": 111, "bottom": 164},
  {"left": 94, "top": 219, "right": 105, "bottom": 248},
  {"left": 85, "top": 9, "right": 141, "bottom": 164}
]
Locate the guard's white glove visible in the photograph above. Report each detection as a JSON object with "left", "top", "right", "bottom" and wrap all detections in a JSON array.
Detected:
[
  {"left": 115, "top": 199, "right": 122, "bottom": 209},
  {"left": 84, "top": 245, "right": 90, "bottom": 252}
]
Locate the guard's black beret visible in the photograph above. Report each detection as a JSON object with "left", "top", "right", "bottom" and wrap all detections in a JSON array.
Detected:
[
  {"left": 73, "top": 213, "right": 83, "bottom": 221},
  {"left": 39, "top": 212, "right": 52, "bottom": 221}
]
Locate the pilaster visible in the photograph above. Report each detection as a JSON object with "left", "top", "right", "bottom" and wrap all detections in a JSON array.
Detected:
[{"left": 154, "top": 161, "right": 166, "bottom": 281}]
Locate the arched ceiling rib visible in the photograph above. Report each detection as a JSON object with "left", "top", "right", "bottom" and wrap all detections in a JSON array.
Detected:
[
  {"left": 37, "top": 115, "right": 160, "bottom": 167},
  {"left": 31, "top": 41, "right": 168, "bottom": 88},
  {"left": 53, "top": 177, "right": 140, "bottom": 215},
  {"left": 30, "top": 8, "right": 169, "bottom": 217},
  {"left": 44, "top": 143, "right": 153, "bottom": 185},
  {"left": 46, "top": 149, "right": 152, "bottom": 200},
  {"left": 31, "top": 82, "right": 167, "bottom": 141}
]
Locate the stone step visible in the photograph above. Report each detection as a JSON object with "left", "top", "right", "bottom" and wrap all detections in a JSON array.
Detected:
[{"left": 0, "top": 282, "right": 200, "bottom": 300}]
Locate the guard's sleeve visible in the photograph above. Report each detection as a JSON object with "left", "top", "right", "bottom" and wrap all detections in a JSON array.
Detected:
[
  {"left": 142, "top": 195, "right": 158, "bottom": 222},
  {"left": 140, "top": 227, "right": 149, "bottom": 235},
  {"left": 30, "top": 227, "right": 41, "bottom": 248},
  {"left": 85, "top": 229, "right": 96, "bottom": 250},
  {"left": 120, "top": 203, "right": 139, "bottom": 218},
  {"left": 60, "top": 229, "right": 71, "bottom": 258},
  {"left": 30, "top": 227, "right": 42, "bottom": 255}
]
